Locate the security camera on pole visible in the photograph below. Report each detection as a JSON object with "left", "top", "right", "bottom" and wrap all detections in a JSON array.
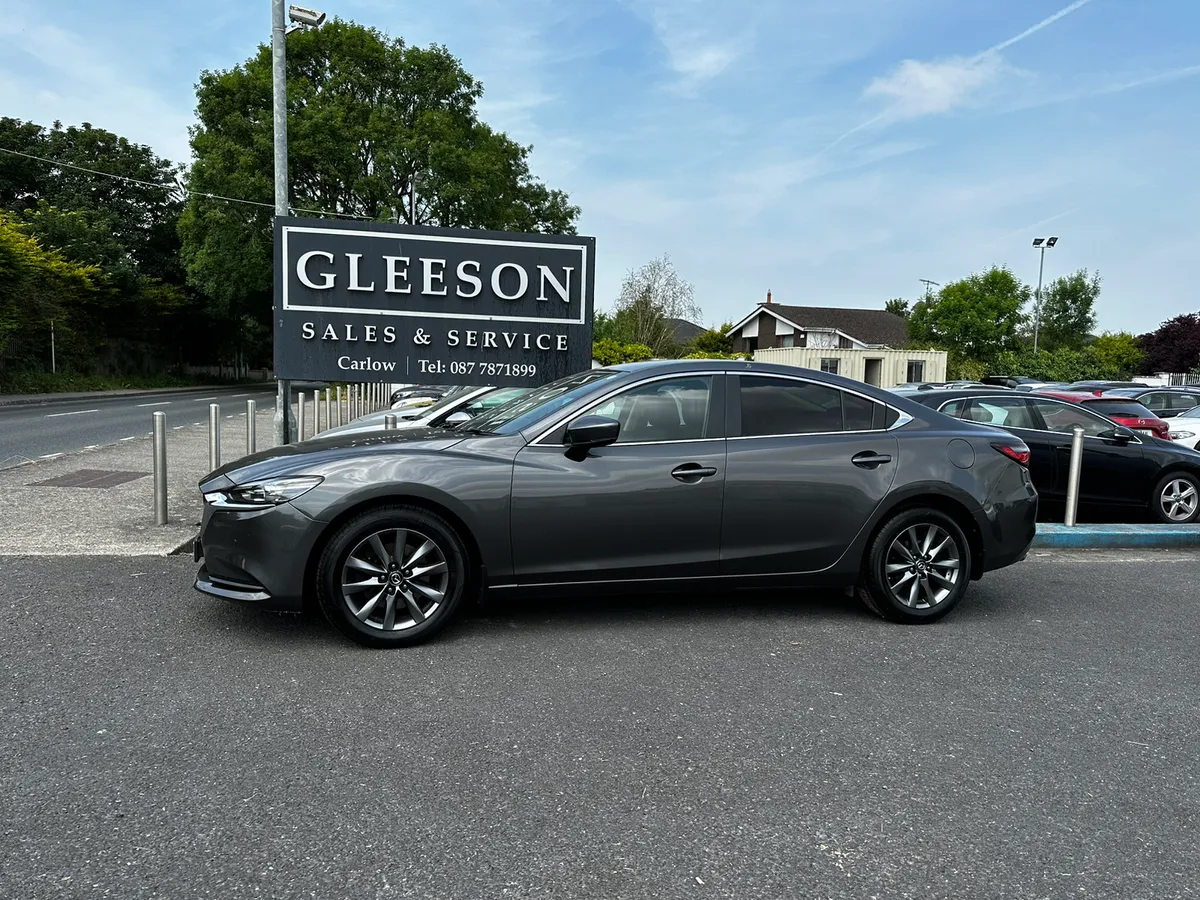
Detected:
[
  {"left": 272, "top": 2, "right": 327, "bottom": 446},
  {"left": 1031, "top": 236, "right": 1058, "bottom": 353}
]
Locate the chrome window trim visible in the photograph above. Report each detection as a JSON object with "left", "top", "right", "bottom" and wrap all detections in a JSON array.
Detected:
[
  {"left": 736, "top": 370, "right": 913, "bottom": 434},
  {"left": 935, "top": 394, "right": 1144, "bottom": 445},
  {"left": 529, "top": 370, "right": 726, "bottom": 447}
]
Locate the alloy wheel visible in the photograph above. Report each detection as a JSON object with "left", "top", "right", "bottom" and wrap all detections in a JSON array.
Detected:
[
  {"left": 884, "top": 523, "right": 961, "bottom": 610},
  {"left": 1159, "top": 478, "right": 1198, "bottom": 522},
  {"left": 340, "top": 528, "right": 449, "bottom": 631}
]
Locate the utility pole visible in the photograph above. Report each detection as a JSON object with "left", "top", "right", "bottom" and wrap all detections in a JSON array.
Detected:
[
  {"left": 1031, "top": 236, "right": 1059, "bottom": 353},
  {"left": 271, "top": 0, "right": 293, "bottom": 446},
  {"left": 919, "top": 279, "right": 939, "bottom": 302},
  {"left": 50, "top": 319, "right": 56, "bottom": 374}
]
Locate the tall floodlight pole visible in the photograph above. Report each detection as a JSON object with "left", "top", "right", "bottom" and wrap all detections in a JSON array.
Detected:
[
  {"left": 271, "top": 0, "right": 292, "bottom": 445},
  {"left": 271, "top": 4, "right": 326, "bottom": 445},
  {"left": 1031, "top": 236, "right": 1059, "bottom": 353}
]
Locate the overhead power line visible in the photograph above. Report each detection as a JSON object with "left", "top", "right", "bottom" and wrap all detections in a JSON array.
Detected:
[{"left": 0, "top": 146, "right": 374, "bottom": 220}]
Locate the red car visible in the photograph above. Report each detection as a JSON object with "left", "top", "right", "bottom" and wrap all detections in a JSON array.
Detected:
[{"left": 1035, "top": 391, "right": 1170, "bottom": 440}]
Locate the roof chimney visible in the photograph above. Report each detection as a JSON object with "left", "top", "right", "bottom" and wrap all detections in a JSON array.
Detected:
[{"left": 766, "top": 289, "right": 772, "bottom": 304}]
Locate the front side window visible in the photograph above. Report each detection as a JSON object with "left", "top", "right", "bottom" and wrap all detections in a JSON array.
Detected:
[
  {"left": 820, "top": 358, "right": 839, "bottom": 374},
  {"left": 1029, "top": 399, "right": 1115, "bottom": 437},
  {"left": 907, "top": 360, "right": 925, "bottom": 383},
  {"left": 583, "top": 377, "right": 714, "bottom": 444},
  {"left": 739, "top": 377, "right": 880, "bottom": 436}
]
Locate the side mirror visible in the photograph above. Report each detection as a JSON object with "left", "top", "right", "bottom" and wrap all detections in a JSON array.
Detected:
[
  {"left": 563, "top": 415, "right": 620, "bottom": 453},
  {"left": 1100, "top": 426, "right": 1135, "bottom": 443},
  {"left": 445, "top": 411, "right": 473, "bottom": 426}
]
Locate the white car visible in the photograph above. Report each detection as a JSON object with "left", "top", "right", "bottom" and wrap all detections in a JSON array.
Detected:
[
  {"left": 1169, "top": 406, "right": 1200, "bottom": 449},
  {"left": 322, "top": 385, "right": 531, "bottom": 438}
]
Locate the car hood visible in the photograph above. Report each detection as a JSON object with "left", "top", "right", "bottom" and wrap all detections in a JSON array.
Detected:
[{"left": 201, "top": 427, "right": 467, "bottom": 489}]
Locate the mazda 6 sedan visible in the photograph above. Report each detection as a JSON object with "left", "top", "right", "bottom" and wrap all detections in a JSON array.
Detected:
[{"left": 193, "top": 360, "right": 1038, "bottom": 647}]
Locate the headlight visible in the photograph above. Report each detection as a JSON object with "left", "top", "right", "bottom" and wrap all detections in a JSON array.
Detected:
[
  {"left": 204, "top": 476, "right": 323, "bottom": 509},
  {"left": 1170, "top": 431, "right": 1196, "bottom": 440}
]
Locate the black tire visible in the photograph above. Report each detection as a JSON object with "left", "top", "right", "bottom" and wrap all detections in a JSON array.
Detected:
[
  {"left": 1150, "top": 471, "right": 1200, "bottom": 524},
  {"left": 857, "top": 507, "right": 971, "bottom": 624},
  {"left": 316, "top": 505, "right": 472, "bottom": 647}
]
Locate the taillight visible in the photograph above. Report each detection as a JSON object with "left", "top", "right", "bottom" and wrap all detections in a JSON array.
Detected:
[{"left": 992, "top": 440, "right": 1031, "bottom": 467}]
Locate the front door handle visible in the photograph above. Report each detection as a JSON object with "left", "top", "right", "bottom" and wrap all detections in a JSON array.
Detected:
[
  {"left": 671, "top": 463, "right": 718, "bottom": 482},
  {"left": 851, "top": 451, "right": 892, "bottom": 469}
]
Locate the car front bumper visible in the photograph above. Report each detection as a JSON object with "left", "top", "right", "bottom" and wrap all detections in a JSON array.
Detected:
[{"left": 192, "top": 499, "right": 323, "bottom": 612}]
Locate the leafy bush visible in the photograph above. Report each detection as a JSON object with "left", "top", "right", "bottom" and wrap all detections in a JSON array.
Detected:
[
  {"left": 592, "top": 339, "right": 654, "bottom": 366},
  {"left": 989, "top": 335, "right": 1143, "bottom": 383},
  {"left": 680, "top": 351, "right": 750, "bottom": 361}
]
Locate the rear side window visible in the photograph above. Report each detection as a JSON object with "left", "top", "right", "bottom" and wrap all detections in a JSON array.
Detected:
[
  {"left": 1082, "top": 399, "right": 1156, "bottom": 418},
  {"left": 739, "top": 377, "right": 884, "bottom": 436}
]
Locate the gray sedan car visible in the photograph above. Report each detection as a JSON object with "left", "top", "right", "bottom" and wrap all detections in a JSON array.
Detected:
[{"left": 194, "top": 360, "right": 1037, "bottom": 647}]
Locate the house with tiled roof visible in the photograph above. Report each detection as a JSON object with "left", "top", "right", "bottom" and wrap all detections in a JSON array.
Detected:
[{"left": 725, "top": 293, "right": 909, "bottom": 353}]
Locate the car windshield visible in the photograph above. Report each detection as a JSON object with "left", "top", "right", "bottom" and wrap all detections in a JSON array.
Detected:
[
  {"left": 1081, "top": 399, "right": 1157, "bottom": 418},
  {"left": 414, "top": 385, "right": 479, "bottom": 418},
  {"left": 464, "top": 369, "right": 620, "bottom": 435}
]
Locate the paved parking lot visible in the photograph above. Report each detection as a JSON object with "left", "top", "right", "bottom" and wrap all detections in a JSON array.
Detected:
[{"left": 2, "top": 551, "right": 1197, "bottom": 899}]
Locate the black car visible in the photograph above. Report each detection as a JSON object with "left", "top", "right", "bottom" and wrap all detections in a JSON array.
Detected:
[
  {"left": 1102, "top": 386, "right": 1200, "bottom": 419},
  {"left": 901, "top": 389, "right": 1200, "bottom": 523},
  {"left": 194, "top": 361, "right": 1037, "bottom": 647}
]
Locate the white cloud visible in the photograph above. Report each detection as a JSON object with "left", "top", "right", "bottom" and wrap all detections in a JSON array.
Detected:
[{"left": 864, "top": 54, "right": 1005, "bottom": 121}]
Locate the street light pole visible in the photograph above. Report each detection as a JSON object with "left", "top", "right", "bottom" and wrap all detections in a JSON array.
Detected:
[
  {"left": 1031, "top": 236, "right": 1058, "bottom": 354},
  {"left": 271, "top": 0, "right": 293, "bottom": 446}
]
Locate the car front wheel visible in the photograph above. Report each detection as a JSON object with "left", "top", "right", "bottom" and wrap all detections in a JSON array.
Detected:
[
  {"left": 858, "top": 508, "right": 971, "bottom": 624},
  {"left": 316, "top": 505, "right": 471, "bottom": 647},
  {"left": 1152, "top": 472, "right": 1200, "bottom": 524}
]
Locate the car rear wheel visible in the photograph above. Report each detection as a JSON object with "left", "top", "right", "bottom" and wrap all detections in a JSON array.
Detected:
[
  {"left": 1152, "top": 472, "right": 1200, "bottom": 524},
  {"left": 316, "top": 505, "right": 471, "bottom": 647},
  {"left": 857, "top": 508, "right": 971, "bottom": 624}
]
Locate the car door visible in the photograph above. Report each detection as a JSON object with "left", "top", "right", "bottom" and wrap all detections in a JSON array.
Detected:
[
  {"left": 1027, "top": 398, "right": 1158, "bottom": 509},
  {"left": 509, "top": 374, "right": 726, "bottom": 584},
  {"left": 719, "top": 374, "right": 899, "bottom": 575},
  {"left": 937, "top": 395, "right": 1059, "bottom": 503}
]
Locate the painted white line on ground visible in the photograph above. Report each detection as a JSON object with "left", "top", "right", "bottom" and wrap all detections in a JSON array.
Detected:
[
  {"left": 225, "top": 415, "right": 235, "bottom": 419},
  {"left": 120, "top": 436, "right": 138, "bottom": 442},
  {"left": 231, "top": 393, "right": 250, "bottom": 398},
  {"left": 173, "top": 425, "right": 186, "bottom": 430},
  {"left": 193, "top": 397, "right": 218, "bottom": 402},
  {"left": 40, "top": 453, "right": 65, "bottom": 459},
  {"left": 45, "top": 409, "right": 99, "bottom": 418},
  {"left": 84, "top": 445, "right": 99, "bottom": 450},
  {"left": 136, "top": 401, "right": 171, "bottom": 407}
]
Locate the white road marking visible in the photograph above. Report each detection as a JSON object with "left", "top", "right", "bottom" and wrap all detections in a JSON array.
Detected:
[
  {"left": 230, "top": 393, "right": 250, "bottom": 398},
  {"left": 194, "top": 397, "right": 218, "bottom": 402},
  {"left": 84, "top": 445, "right": 99, "bottom": 450},
  {"left": 40, "top": 453, "right": 64, "bottom": 459},
  {"left": 136, "top": 401, "right": 171, "bottom": 407},
  {"left": 120, "top": 436, "right": 138, "bottom": 442},
  {"left": 45, "top": 409, "right": 99, "bottom": 418},
  {"left": 173, "top": 425, "right": 186, "bottom": 430}
]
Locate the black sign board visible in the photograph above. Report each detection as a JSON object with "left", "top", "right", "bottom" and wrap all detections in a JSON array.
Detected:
[{"left": 273, "top": 216, "right": 595, "bottom": 386}]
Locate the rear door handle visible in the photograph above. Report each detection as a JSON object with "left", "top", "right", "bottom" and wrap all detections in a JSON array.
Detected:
[
  {"left": 851, "top": 451, "right": 892, "bottom": 469},
  {"left": 671, "top": 463, "right": 718, "bottom": 482}
]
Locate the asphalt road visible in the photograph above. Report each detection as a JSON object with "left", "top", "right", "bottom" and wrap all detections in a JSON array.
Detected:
[
  {"left": 2, "top": 550, "right": 1197, "bottom": 899},
  {"left": 0, "top": 386, "right": 280, "bottom": 470}
]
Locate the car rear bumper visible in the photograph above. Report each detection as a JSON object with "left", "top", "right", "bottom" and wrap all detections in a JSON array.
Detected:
[{"left": 980, "top": 466, "right": 1039, "bottom": 574}]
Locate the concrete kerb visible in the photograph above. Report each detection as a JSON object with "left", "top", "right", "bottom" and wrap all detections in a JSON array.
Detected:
[
  {"left": 0, "top": 406, "right": 283, "bottom": 556},
  {"left": 1032, "top": 523, "right": 1200, "bottom": 549}
]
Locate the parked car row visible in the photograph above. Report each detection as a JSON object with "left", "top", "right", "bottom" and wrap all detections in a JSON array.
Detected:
[{"left": 897, "top": 387, "right": 1200, "bottom": 523}]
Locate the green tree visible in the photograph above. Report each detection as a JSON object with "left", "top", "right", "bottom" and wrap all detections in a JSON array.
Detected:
[
  {"left": 1033, "top": 269, "right": 1100, "bottom": 351},
  {"left": 611, "top": 255, "right": 701, "bottom": 358},
  {"left": 682, "top": 323, "right": 734, "bottom": 356},
  {"left": 884, "top": 298, "right": 909, "bottom": 318},
  {"left": 908, "top": 267, "right": 1029, "bottom": 361},
  {"left": 1089, "top": 331, "right": 1143, "bottom": 378},
  {"left": 180, "top": 19, "right": 580, "bottom": 358}
]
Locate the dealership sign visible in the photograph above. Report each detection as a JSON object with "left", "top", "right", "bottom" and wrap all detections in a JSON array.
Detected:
[{"left": 273, "top": 216, "right": 595, "bottom": 387}]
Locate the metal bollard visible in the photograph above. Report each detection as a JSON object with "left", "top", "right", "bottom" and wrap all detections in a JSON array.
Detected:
[
  {"left": 336, "top": 386, "right": 343, "bottom": 427},
  {"left": 324, "top": 388, "right": 331, "bottom": 432},
  {"left": 152, "top": 411, "right": 168, "bottom": 525},
  {"left": 312, "top": 390, "right": 320, "bottom": 434},
  {"left": 1063, "top": 425, "right": 1085, "bottom": 526},
  {"left": 246, "top": 399, "right": 256, "bottom": 455},
  {"left": 384, "top": 414, "right": 397, "bottom": 430},
  {"left": 298, "top": 392, "right": 306, "bottom": 441},
  {"left": 208, "top": 403, "right": 221, "bottom": 471}
]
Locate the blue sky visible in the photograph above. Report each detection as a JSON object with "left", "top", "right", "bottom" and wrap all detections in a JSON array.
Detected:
[{"left": 2, "top": 0, "right": 1198, "bottom": 333}]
